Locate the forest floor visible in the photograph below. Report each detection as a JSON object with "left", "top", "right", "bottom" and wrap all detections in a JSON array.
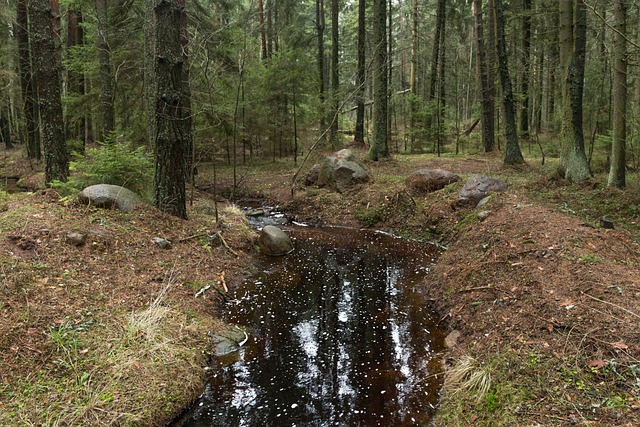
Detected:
[{"left": 2, "top": 145, "right": 640, "bottom": 426}]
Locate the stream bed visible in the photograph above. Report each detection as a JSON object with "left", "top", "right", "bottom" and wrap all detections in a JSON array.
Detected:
[{"left": 172, "top": 224, "right": 445, "bottom": 427}]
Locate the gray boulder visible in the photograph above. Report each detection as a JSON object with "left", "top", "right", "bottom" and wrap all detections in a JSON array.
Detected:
[
  {"left": 305, "top": 164, "right": 321, "bottom": 186},
  {"left": 66, "top": 232, "right": 86, "bottom": 247},
  {"left": 80, "top": 184, "right": 142, "bottom": 212},
  {"left": 405, "top": 168, "right": 460, "bottom": 194},
  {"left": 317, "top": 149, "right": 369, "bottom": 192},
  {"left": 453, "top": 175, "right": 507, "bottom": 210},
  {"left": 258, "top": 225, "right": 293, "bottom": 256}
]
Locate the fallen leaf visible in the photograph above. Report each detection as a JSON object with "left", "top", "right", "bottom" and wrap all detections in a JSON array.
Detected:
[
  {"left": 611, "top": 341, "right": 629, "bottom": 350},
  {"left": 587, "top": 360, "right": 607, "bottom": 369}
]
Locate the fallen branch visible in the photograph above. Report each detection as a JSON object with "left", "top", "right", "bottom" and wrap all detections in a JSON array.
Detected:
[{"left": 215, "top": 231, "right": 238, "bottom": 257}]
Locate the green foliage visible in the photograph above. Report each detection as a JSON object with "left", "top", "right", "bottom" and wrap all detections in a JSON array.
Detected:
[{"left": 52, "top": 135, "right": 152, "bottom": 200}]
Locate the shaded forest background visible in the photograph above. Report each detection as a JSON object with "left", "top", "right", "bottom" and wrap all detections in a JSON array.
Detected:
[{"left": 2, "top": 0, "right": 640, "bottom": 212}]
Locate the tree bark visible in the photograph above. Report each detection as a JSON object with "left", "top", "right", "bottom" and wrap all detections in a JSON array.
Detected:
[
  {"left": 66, "top": 8, "right": 86, "bottom": 145},
  {"left": 30, "top": 0, "right": 68, "bottom": 183},
  {"left": 369, "top": 0, "right": 388, "bottom": 160},
  {"left": 146, "top": 0, "right": 192, "bottom": 219},
  {"left": 0, "top": 111, "right": 12, "bottom": 149},
  {"left": 316, "top": 0, "right": 326, "bottom": 143},
  {"left": 408, "top": 0, "right": 417, "bottom": 152},
  {"left": 427, "top": 0, "right": 445, "bottom": 134},
  {"left": 329, "top": 0, "right": 339, "bottom": 148},
  {"left": 520, "top": 0, "right": 532, "bottom": 137},
  {"left": 16, "top": 0, "right": 41, "bottom": 161},
  {"left": 559, "top": 0, "right": 591, "bottom": 181},
  {"left": 258, "top": 0, "right": 268, "bottom": 60},
  {"left": 486, "top": 0, "right": 497, "bottom": 138},
  {"left": 473, "top": 0, "right": 495, "bottom": 152},
  {"left": 409, "top": 0, "right": 417, "bottom": 95},
  {"left": 608, "top": 0, "right": 626, "bottom": 188},
  {"left": 354, "top": 0, "right": 366, "bottom": 145},
  {"left": 96, "top": 0, "right": 115, "bottom": 141},
  {"left": 495, "top": 0, "right": 524, "bottom": 165}
]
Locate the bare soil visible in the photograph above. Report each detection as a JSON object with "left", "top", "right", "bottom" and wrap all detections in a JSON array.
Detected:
[{"left": 2, "top": 147, "right": 640, "bottom": 426}]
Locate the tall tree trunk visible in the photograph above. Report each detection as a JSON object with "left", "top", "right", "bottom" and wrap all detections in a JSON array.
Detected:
[
  {"left": 66, "top": 8, "right": 86, "bottom": 145},
  {"left": 427, "top": 0, "right": 445, "bottom": 134},
  {"left": 635, "top": 5, "right": 640, "bottom": 154},
  {"left": 329, "top": 0, "right": 339, "bottom": 148},
  {"left": 546, "top": 12, "right": 558, "bottom": 131},
  {"left": 0, "top": 111, "right": 12, "bottom": 149},
  {"left": 16, "top": 0, "right": 41, "bottom": 161},
  {"left": 354, "top": 0, "right": 366, "bottom": 145},
  {"left": 520, "top": 0, "right": 532, "bottom": 137},
  {"left": 495, "top": 0, "right": 524, "bottom": 165},
  {"left": 96, "top": 0, "right": 115, "bottom": 141},
  {"left": 473, "top": 0, "right": 495, "bottom": 152},
  {"left": 146, "top": 0, "right": 192, "bottom": 219},
  {"left": 258, "top": 0, "right": 268, "bottom": 60},
  {"left": 387, "top": 0, "right": 393, "bottom": 148},
  {"left": 369, "top": 0, "right": 388, "bottom": 160},
  {"left": 608, "top": 0, "right": 627, "bottom": 188},
  {"left": 316, "top": 0, "right": 326, "bottom": 143},
  {"left": 30, "top": 0, "right": 68, "bottom": 183},
  {"left": 486, "top": 0, "right": 497, "bottom": 139},
  {"left": 266, "top": 0, "right": 274, "bottom": 58},
  {"left": 409, "top": 0, "right": 417, "bottom": 152},
  {"left": 559, "top": 0, "right": 591, "bottom": 181},
  {"left": 436, "top": 2, "right": 446, "bottom": 155}
]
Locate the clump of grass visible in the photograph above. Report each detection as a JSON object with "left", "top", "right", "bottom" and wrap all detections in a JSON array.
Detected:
[
  {"left": 222, "top": 203, "right": 244, "bottom": 217},
  {"left": 444, "top": 355, "right": 492, "bottom": 403}
]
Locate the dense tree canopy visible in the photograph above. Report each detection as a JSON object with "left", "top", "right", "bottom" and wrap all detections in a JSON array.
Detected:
[{"left": 4, "top": 0, "right": 640, "bottom": 212}]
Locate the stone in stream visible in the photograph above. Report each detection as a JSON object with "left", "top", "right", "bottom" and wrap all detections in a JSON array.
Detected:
[
  {"left": 210, "top": 324, "right": 250, "bottom": 356},
  {"left": 257, "top": 225, "right": 294, "bottom": 256},
  {"left": 79, "top": 184, "right": 142, "bottom": 212}
]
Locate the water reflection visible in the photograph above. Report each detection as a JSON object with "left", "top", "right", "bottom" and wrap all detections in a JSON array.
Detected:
[{"left": 173, "top": 226, "right": 444, "bottom": 427}]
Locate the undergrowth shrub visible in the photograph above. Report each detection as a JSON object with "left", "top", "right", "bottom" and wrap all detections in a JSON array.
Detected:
[{"left": 52, "top": 136, "right": 152, "bottom": 200}]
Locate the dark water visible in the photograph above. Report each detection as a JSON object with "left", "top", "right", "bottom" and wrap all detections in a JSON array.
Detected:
[{"left": 173, "top": 226, "right": 445, "bottom": 427}]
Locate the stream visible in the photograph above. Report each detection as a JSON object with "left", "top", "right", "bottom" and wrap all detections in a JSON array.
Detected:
[{"left": 171, "top": 220, "right": 445, "bottom": 427}]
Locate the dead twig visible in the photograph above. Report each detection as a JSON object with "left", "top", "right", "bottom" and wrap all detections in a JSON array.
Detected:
[
  {"left": 214, "top": 231, "right": 238, "bottom": 257},
  {"left": 458, "top": 285, "right": 494, "bottom": 293},
  {"left": 178, "top": 231, "right": 238, "bottom": 257},
  {"left": 581, "top": 292, "right": 640, "bottom": 320}
]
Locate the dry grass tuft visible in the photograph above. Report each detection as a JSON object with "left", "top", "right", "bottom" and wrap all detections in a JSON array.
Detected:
[{"left": 444, "top": 355, "right": 492, "bottom": 402}]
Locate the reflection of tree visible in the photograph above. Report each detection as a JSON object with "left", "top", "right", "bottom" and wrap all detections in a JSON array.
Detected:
[{"left": 185, "top": 229, "right": 443, "bottom": 425}]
